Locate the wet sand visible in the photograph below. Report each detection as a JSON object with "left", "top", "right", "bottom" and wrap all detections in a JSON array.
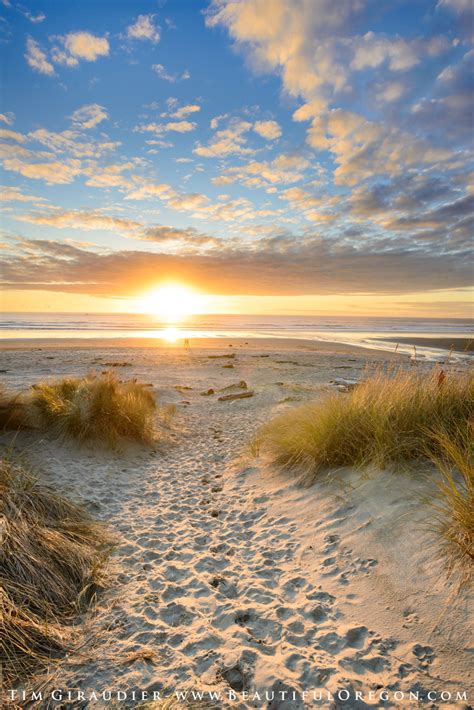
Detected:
[{"left": 374, "top": 336, "right": 473, "bottom": 353}]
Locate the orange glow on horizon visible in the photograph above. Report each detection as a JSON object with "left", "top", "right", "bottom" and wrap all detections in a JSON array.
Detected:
[{"left": 1, "top": 287, "right": 473, "bottom": 318}]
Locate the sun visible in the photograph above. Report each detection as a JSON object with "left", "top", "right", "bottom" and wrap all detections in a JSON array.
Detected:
[{"left": 140, "top": 285, "right": 201, "bottom": 321}]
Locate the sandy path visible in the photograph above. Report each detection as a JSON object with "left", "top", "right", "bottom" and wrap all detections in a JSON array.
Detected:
[{"left": 1, "top": 344, "right": 472, "bottom": 709}]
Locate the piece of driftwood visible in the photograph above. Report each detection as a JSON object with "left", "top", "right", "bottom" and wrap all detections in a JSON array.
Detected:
[
  {"left": 219, "top": 381, "right": 247, "bottom": 392},
  {"left": 218, "top": 391, "right": 255, "bottom": 402}
]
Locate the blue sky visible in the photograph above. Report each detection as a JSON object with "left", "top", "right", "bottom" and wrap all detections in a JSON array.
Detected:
[{"left": 1, "top": 0, "right": 473, "bottom": 314}]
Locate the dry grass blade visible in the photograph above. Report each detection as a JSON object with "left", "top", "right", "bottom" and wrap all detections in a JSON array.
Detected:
[
  {"left": 0, "top": 456, "right": 113, "bottom": 686},
  {"left": 30, "top": 372, "right": 157, "bottom": 446},
  {"left": 428, "top": 426, "right": 473, "bottom": 587}
]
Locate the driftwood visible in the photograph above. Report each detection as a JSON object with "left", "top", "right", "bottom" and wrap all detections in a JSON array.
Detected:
[
  {"left": 208, "top": 354, "right": 235, "bottom": 359},
  {"left": 219, "top": 381, "right": 247, "bottom": 392},
  {"left": 218, "top": 391, "right": 255, "bottom": 402}
]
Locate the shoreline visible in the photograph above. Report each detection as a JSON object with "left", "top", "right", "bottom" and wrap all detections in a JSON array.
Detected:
[
  {"left": 0, "top": 335, "right": 407, "bottom": 359},
  {"left": 373, "top": 336, "right": 473, "bottom": 353}
]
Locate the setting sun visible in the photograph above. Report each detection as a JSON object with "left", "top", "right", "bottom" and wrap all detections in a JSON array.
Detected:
[{"left": 140, "top": 285, "right": 202, "bottom": 321}]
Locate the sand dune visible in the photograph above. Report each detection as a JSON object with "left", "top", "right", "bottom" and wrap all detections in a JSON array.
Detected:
[{"left": 1, "top": 341, "right": 472, "bottom": 708}]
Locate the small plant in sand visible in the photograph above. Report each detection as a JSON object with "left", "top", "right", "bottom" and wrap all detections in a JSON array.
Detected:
[
  {"left": 257, "top": 367, "right": 473, "bottom": 481},
  {"left": 429, "top": 426, "right": 473, "bottom": 587},
  {"left": 30, "top": 372, "right": 157, "bottom": 446},
  {"left": 0, "top": 455, "right": 112, "bottom": 685}
]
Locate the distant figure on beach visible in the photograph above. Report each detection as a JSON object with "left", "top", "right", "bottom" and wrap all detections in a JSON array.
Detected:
[{"left": 184, "top": 338, "right": 190, "bottom": 349}]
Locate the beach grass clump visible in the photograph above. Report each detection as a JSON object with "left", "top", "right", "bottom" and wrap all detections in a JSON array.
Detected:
[
  {"left": 429, "top": 427, "right": 473, "bottom": 586},
  {"left": 30, "top": 372, "right": 157, "bottom": 446},
  {"left": 0, "top": 387, "right": 30, "bottom": 431},
  {"left": 0, "top": 456, "right": 111, "bottom": 685},
  {"left": 258, "top": 368, "right": 473, "bottom": 481}
]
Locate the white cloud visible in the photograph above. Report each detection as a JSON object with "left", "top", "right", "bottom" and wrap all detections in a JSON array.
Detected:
[
  {"left": 29, "top": 128, "right": 118, "bottom": 158},
  {"left": 127, "top": 14, "right": 160, "bottom": 43},
  {"left": 213, "top": 153, "right": 310, "bottom": 188},
  {"left": 0, "top": 185, "right": 46, "bottom": 203},
  {"left": 51, "top": 47, "right": 79, "bottom": 67},
  {"left": 351, "top": 32, "right": 419, "bottom": 72},
  {"left": 52, "top": 31, "right": 109, "bottom": 66},
  {"left": 437, "top": 0, "right": 473, "bottom": 12},
  {"left": 170, "top": 103, "right": 201, "bottom": 119},
  {"left": 134, "top": 119, "right": 197, "bottom": 136},
  {"left": 208, "top": 1, "right": 449, "bottom": 113},
  {"left": 164, "top": 121, "right": 196, "bottom": 133},
  {"left": 25, "top": 37, "right": 54, "bottom": 76},
  {"left": 0, "top": 143, "right": 32, "bottom": 159},
  {"left": 125, "top": 181, "right": 264, "bottom": 223},
  {"left": 83, "top": 162, "right": 135, "bottom": 189},
  {"left": 375, "top": 81, "right": 406, "bottom": 104},
  {"left": 126, "top": 183, "right": 171, "bottom": 200},
  {"left": 280, "top": 186, "right": 338, "bottom": 222},
  {"left": 207, "top": 0, "right": 359, "bottom": 107},
  {"left": 18, "top": 209, "right": 142, "bottom": 235},
  {"left": 292, "top": 99, "right": 327, "bottom": 122},
  {"left": 2, "top": 158, "right": 82, "bottom": 184},
  {"left": 70, "top": 104, "right": 108, "bottom": 129},
  {"left": 194, "top": 118, "right": 253, "bottom": 157},
  {"left": 208, "top": 0, "right": 458, "bottom": 198},
  {"left": 152, "top": 64, "right": 190, "bottom": 82},
  {"left": 22, "top": 10, "right": 46, "bottom": 23},
  {"left": 0, "top": 128, "right": 26, "bottom": 142},
  {"left": 253, "top": 120, "right": 281, "bottom": 140},
  {"left": 0, "top": 112, "right": 14, "bottom": 126},
  {"left": 306, "top": 108, "right": 453, "bottom": 186}
]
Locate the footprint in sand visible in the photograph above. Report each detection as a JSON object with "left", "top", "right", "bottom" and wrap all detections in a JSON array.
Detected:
[{"left": 411, "top": 643, "right": 435, "bottom": 667}]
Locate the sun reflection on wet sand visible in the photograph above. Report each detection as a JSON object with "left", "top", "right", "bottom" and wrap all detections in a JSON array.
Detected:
[{"left": 161, "top": 327, "right": 180, "bottom": 342}]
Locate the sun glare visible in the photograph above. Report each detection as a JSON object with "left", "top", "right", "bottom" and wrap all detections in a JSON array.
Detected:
[
  {"left": 162, "top": 327, "right": 180, "bottom": 342},
  {"left": 141, "top": 285, "right": 201, "bottom": 321}
]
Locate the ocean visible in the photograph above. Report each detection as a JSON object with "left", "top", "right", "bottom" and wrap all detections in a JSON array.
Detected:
[{"left": 1, "top": 313, "right": 472, "bottom": 362}]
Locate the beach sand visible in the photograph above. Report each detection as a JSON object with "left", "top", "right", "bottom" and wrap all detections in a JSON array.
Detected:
[{"left": 1, "top": 339, "right": 472, "bottom": 708}]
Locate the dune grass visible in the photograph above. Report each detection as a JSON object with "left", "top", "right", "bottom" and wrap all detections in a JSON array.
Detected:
[
  {"left": 0, "top": 455, "right": 112, "bottom": 685},
  {"left": 29, "top": 372, "right": 157, "bottom": 446},
  {"left": 0, "top": 387, "right": 30, "bottom": 431},
  {"left": 258, "top": 367, "right": 473, "bottom": 481},
  {"left": 429, "top": 427, "right": 473, "bottom": 586}
]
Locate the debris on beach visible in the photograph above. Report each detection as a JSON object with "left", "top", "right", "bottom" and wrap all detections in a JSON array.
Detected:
[
  {"left": 102, "top": 362, "right": 132, "bottom": 367},
  {"left": 200, "top": 388, "right": 215, "bottom": 396},
  {"left": 222, "top": 364, "right": 234, "bottom": 368},
  {"left": 329, "top": 377, "right": 359, "bottom": 392},
  {"left": 208, "top": 353, "right": 236, "bottom": 359},
  {"left": 219, "top": 381, "right": 248, "bottom": 392},
  {"left": 218, "top": 391, "right": 255, "bottom": 402}
]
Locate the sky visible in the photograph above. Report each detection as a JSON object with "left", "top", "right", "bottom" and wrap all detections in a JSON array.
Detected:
[{"left": 0, "top": 0, "right": 473, "bottom": 316}]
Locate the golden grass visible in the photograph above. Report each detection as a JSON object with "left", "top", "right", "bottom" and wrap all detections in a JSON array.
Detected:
[
  {"left": 0, "top": 456, "right": 112, "bottom": 685},
  {"left": 0, "top": 387, "right": 30, "bottom": 431},
  {"left": 30, "top": 372, "right": 157, "bottom": 446},
  {"left": 258, "top": 368, "right": 473, "bottom": 481},
  {"left": 428, "top": 427, "right": 473, "bottom": 586}
]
